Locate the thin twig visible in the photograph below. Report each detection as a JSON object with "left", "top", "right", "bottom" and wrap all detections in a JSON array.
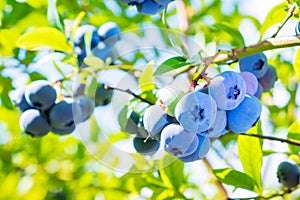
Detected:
[
  {"left": 272, "top": 4, "right": 296, "bottom": 38},
  {"left": 105, "top": 85, "right": 155, "bottom": 105},
  {"left": 239, "top": 133, "right": 300, "bottom": 146}
]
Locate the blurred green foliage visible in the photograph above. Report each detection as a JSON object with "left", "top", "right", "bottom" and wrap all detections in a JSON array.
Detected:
[{"left": 1, "top": 0, "right": 300, "bottom": 199}]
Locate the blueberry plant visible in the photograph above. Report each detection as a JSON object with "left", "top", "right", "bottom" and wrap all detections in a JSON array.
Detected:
[{"left": 1, "top": 0, "right": 300, "bottom": 199}]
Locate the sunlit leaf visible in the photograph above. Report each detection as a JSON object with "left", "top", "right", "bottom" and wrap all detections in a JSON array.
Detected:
[
  {"left": 213, "top": 168, "right": 256, "bottom": 191},
  {"left": 213, "top": 22, "right": 245, "bottom": 47},
  {"left": 47, "top": 0, "right": 64, "bottom": 31},
  {"left": 293, "top": 48, "right": 300, "bottom": 81},
  {"left": 260, "top": 2, "right": 288, "bottom": 38},
  {"left": 238, "top": 135, "right": 263, "bottom": 194},
  {"left": 288, "top": 120, "right": 300, "bottom": 154},
  {"left": 16, "top": 27, "right": 72, "bottom": 52},
  {"left": 154, "top": 56, "right": 190, "bottom": 75},
  {"left": 138, "top": 61, "right": 155, "bottom": 92}
]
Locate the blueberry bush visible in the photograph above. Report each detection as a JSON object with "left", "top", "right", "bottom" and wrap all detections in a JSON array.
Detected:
[{"left": 1, "top": 0, "right": 300, "bottom": 199}]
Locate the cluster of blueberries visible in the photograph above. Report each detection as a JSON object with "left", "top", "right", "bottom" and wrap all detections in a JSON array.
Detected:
[
  {"left": 119, "top": 0, "right": 174, "bottom": 15},
  {"left": 73, "top": 22, "right": 121, "bottom": 65},
  {"left": 277, "top": 161, "right": 300, "bottom": 189},
  {"left": 12, "top": 80, "right": 113, "bottom": 137},
  {"left": 125, "top": 53, "right": 278, "bottom": 162}
]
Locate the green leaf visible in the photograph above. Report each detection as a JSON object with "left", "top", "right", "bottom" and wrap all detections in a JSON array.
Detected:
[
  {"left": 213, "top": 168, "right": 257, "bottom": 191},
  {"left": 293, "top": 48, "right": 300, "bottom": 81},
  {"left": 213, "top": 22, "right": 245, "bottom": 47},
  {"left": 288, "top": 121, "right": 300, "bottom": 154},
  {"left": 159, "top": 156, "right": 184, "bottom": 190},
  {"left": 47, "top": 0, "right": 64, "bottom": 31},
  {"left": 138, "top": 61, "right": 155, "bottom": 92},
  {"left": 260, "top": 2, "right": 288, "bottom": 38},
  {"left": 238, "top": 135, "right": 263, "bottom": 194},
  {"left": 118, "top": 105, "right": 128, "bottom": 131},
  {"left": 84, "top": 76, "right": 98, "bottom": 98},
  {"left": 16, "top": 27, "right": 72, "bottom": 52},
  {"left": 1, "top": 88, "right": 14, "bottom": 110},
  {"left": 154, "top": 56, "right": 190, "bottom": 75}
]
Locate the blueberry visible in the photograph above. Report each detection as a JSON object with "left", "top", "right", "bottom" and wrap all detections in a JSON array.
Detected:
[
  {"left": 124, "top": 111, "right": 140, "bottom": 134},
  {"left": 137, "top": 0, "right": 165, "bottom": 15},
  {"left": 98, "top": 22, "right": 121, "bottom": 46},
  {"left": 155, "top": 0, "right": 174, "bottom": 6},
  {"left": 258, "top": 65, "right": 277, "bottom": 92},
  {"left": 208, "top": 71, "right": 246, "bottom": 110},
  {"left": 119, "top": 0, "right": 145, "bottom": 6},
  {"left": 92, "top": 43, "right": 115, "bottom": 62},
  {"left": 95, "top": 83, "right": 113, "bottom": 106},
  {"left": 74, "top": 25, "right": 100, "bottom": 51},
  {"left": 254, "top": 83, "right": 263, "bottom": 99},
  {"left": 73, "top": 96, "right": 95, "bottom": 123},
  {"left": 240, "top": 72, "right": 258, "bottom": 95},
  {"left": 206, "top": 109, "right": 227, "bottom": 138},
  {"left": 277, "top": 161, "right": 300, "bottom": 188},
  {"left": 295, "top": 22, "right": 300, "bottom": 35},
  {"left": 19, "top": 109, "right": 51, "bottom": 137},
  {"left": 133, "top": 137, "right": 160, "bottom": 155},
  {"left": 51, "top": 126, "right": 76, "bottom": 135},
  {"left": 239, "top": 53, "right": 269, "bottom": 78},
  {"left": 161, "top": 124, "right": 198, "bottom": 158},
  {"left": 10, "top": 87, "right": 32, "bottom": 112},
  {"left": 143, "top": 105, "right": 172, "bottom": 137},
  {"left": 48, "top": 100, "right": 76, "bottom": 134},
  {"left": 25, "top": 80, "right": 57, "bottom": 111},
  {"left": 179, "top": 135, "right": 211, "bottom": 162},
  {"left": 227, "top": 95, "right": 262, "bottom": 133},
  {"left": 174, "top": 92, "right": 217, "bottom": 134}
]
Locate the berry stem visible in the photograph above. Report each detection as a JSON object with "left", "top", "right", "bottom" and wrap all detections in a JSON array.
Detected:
[
  {"left": 239, "top": 133, "right": 300, "bottom": 146},
  {"left": 202, "top": 157, "right": 229, "bottom": 199},
  {"left": 105, "top": 85, "right": 155, "bottom": 105},
  {"left": 271, "top": 4, "right": 296, "bottom": 38}
]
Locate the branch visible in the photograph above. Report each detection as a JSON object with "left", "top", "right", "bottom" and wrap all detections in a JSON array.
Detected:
[
  {"left": 239, "top": 133, "right": 300, "bottom": 146},
  {"left": 105, "top": 85, "right": 155, "bottom": 105},
  {"left": 202, "top": 158, "right": 229, "bottom": 199},
  {"left": 203, "top": 35, "right": 300, "bottom": 64}
]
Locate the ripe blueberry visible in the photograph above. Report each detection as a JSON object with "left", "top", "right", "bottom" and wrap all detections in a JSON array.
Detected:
[
  {"left": 227, "top": 95, "right": 262, "bottom": 133},
  {"left": 175, "top": 91, "right": 217, "bottom": 134},
  {"left": 239, "top": 53, "right": 269, "bottom": 78}
]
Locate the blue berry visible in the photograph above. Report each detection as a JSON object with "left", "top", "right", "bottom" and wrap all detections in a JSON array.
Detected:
[
  {"left": 25, "top": 80, "right": 57, "bottom": 111},
  {"left": 98, "top": 22, "right": 121, "bottom": 46},
  {"left": 206, "top": 109, "right": 227, "bottom": 138},
  {"left": 175, "top": 92, "right": 217, "bottom": 134},
  {"left": 179, "top": 135, "right": 211, "bottom": 162},
  {"left": 254, "top": 83, "right": 263, "bottom": 99},
  {"left": 239, "top": 53, "right": 269, "bottom": 78},
  {"left": 73, "top": 96, "right": 95, "bottom": 123},
  {"left": 143, "top": 105, "right": 172, "bottom": 137},
  {"left": 119, "top": 0, "right": 145, "bottom": 6},
  {"left": 240, "top": 72, "right": 258, "bottom": 95},
  {"left": 133, "top": 137, "right": 160, "bottom": 155},
  {"left": 49, "top": 100, "right": 76, "bottom": 135},
  {"left": 137, "top": 0, "right": 165, "bottom": 15},
  {"left": 11, "top": 88, "right": 32, "bottom": 112},
  {"left": 208, "top": 71, "right": 246, "bottom": 110},
  {"left": 227, "top": 95, "right": 262, "bottom": 133},
  {"left": 95, "top": 83, "right": 113, "bottom": 106},
  {"left": 92, "top": 43, "right": 115, "bottom": 62},
  {"left": 74, "top": 25, "right": 100, "bottom": 51},
  {"left": 258, "top": 65, "right": 277, "bottom": 92},
  {"left": 161, "top": 124, "right": 198, "bottom": 158},
  {"left": 277, "top": 161, "right": 300, "bottom": 188},
  {"left": 19, "top": 109, "right": 50, "bottom": 137}
]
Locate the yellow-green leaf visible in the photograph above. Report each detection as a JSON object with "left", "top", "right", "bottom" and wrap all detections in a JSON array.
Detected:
[
  {"left": 16, "top": 27, "right": 72, "bottom": 52},
  {"left": 293, "top": 48, "right": 300, "bottom": 81},
  {"left": 138, "top": 61, "right": 155, "bottom": 92},
  {"left": 238, "top": 135, "right": 263, "bottom": 194},
  {"left": 260, "top": 2, "right": 288, "bottom": 38}
]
